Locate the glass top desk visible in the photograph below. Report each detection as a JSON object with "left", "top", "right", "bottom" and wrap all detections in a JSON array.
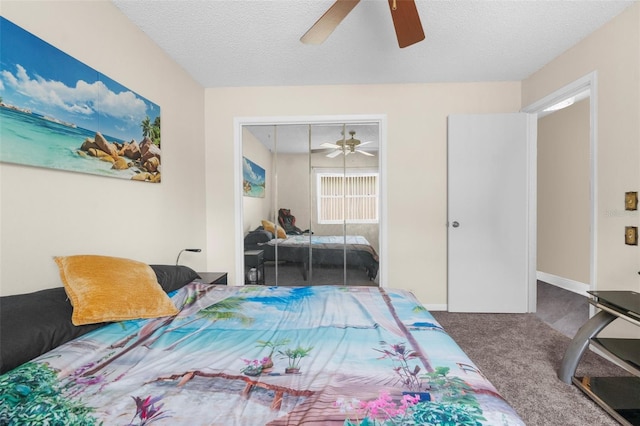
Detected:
[{"left": 558, "top": 291, "right": 640, "bottom": 426}]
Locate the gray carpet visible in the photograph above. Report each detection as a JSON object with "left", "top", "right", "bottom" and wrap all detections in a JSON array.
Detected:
[
  {"left": 431, "top": 311, "right": 631, "bottom": 426},
  {"left": 535, "top": 280, "right": 589, "bottom": 338}
]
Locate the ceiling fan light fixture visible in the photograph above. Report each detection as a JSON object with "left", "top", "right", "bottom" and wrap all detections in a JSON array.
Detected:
[{"left": 324, "top": 130, "right": 376, "bottom": 158}]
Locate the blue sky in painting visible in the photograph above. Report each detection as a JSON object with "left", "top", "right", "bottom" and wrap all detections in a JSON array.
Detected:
[
  {"left": 0, "top": 17, "right": 159, "bottom": 142},
  {"left": 243, "top": 157, "right": 266, "bottom": 185}
]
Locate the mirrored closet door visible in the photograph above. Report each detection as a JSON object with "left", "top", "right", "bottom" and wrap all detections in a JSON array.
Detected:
[{"left": 241, "top": 121, "right": 380, "bottom": 286}]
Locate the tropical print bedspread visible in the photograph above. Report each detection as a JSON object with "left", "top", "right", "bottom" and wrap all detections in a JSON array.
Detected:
[{"left": 0, "top": 284, "right": 524, "bottom": 425}]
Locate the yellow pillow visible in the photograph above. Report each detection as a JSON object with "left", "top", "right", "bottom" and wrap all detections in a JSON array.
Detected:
[
  {"left": 54, "top": 255, "right": 178, "bottom": 326},
  {"left": 261, "top": 219, "right": 286, "bottom": 239}
]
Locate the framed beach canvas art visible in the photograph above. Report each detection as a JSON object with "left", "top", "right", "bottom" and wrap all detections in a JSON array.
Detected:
[
  {"left": 0, "top": 17, "right": 162, "bottom": 183},
  {"left": 243, "top": 157, "right": 266, "bottom": 198}
]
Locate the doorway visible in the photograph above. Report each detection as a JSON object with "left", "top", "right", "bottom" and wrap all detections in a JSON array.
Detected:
[
  {"left": 234, "top": 115, "right": 387, "bottom": 287},
  {"left": 522, "top": 72, "right": 597, "bottom": 325}
]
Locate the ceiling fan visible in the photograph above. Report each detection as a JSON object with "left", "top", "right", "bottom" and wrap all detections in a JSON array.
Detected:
[
  {"left": 300, "top": 0, "right": 425, "bottom": 48},
  {"left": 319, "top": 131, "right": 375, "bottom": 158}
]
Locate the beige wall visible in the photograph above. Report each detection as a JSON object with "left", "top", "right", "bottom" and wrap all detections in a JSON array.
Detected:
[
  {"left": 0, "top": 1, "right": 207, "bottom": 295},
  {"left": 523, "top": 3, "right": 640, "bottom": 294},
  {"left": 275, "top": 153, "right": 311, "bottom": 228},
  {"left": 537, "top": 99, "right": 591, "bottom": 284},
  {"left": 205, "top": 82, "right": 522, "bottom": 304}
]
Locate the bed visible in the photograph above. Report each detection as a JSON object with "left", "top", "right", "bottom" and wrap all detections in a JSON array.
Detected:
[
  {"left": 0, "top": 257, "right": 523, "bottom": 425},
  {"left": 245, "top": 230, "right": 380, "bottom": 280}
]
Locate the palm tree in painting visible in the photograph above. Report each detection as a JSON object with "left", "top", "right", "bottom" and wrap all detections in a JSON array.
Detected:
[
  {"left": 378, "top": 287, "right": 434, "bottom": 373},
  {"left": 152, "top": 116, "right": 161, "bottom": 147},
  {"left": 140, "top": 116, "right": 152, "bottom": 138}
]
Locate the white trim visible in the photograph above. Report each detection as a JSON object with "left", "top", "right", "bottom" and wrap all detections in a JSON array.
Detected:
[
  {"left": 522, "top": 73, "right": 595, "bottom": 114},
  {"left": 234, "top": 114, "right": 388, "bottom": 287},
  {"left": 522, "top": 71, "right": 598, "bottom": 307},
  {"left": 424, "top": 304, "right": 448, "bottom": 312},
  {"left": 536, "top": 271, "right": 590, "bottom": 297},
  {"left": 233, "top": 118, "right": 243, "bottom": 285},
  {"left": 526, "top": 114, "right": 538, "bottom": 312}
]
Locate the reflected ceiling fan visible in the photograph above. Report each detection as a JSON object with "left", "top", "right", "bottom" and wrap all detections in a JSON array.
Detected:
[
  {"left": 301, "top": 0, "right": 425, "bottom": 48},
  {"left": 319, "top": 131, "right": 375, "bottom": 158}
]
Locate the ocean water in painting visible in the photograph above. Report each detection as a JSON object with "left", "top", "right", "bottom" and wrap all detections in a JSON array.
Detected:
[{"left": 0, "top": 107, "right": 136, "bottom": 179}]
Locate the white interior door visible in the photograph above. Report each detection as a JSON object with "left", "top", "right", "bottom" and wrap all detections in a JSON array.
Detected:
[{"left": 448, "top": 113, "right": 535, "bottom": 312}]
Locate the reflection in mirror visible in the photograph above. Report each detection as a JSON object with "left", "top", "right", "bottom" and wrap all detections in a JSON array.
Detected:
[{"left": 242, "top": 122, "right": 380, "bottom": 287}]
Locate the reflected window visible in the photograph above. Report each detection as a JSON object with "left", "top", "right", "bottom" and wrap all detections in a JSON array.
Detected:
[{"left": 316, "top": 169, "right": 379, "bottom": 224}]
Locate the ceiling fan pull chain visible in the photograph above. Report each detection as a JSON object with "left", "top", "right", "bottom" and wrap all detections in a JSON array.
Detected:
[{"left": 392, "top": 0, "right": 397, "bottom": 10}]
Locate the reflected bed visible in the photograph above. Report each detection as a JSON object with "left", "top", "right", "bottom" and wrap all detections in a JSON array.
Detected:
[{"left": 245, "top": 231, "right": 379, "bottom": 280}]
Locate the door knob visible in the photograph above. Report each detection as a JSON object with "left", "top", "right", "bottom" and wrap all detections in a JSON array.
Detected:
[{"left": 452, "top": 221, "right": 460, "bottom": 228}]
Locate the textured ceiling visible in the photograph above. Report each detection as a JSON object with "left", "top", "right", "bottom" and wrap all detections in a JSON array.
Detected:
[
  {"left": 112, "top": 0, "right": 635, "bottom": 152},
  {"left": 112, "top": 0, "right": 636, "bottom": 88}
]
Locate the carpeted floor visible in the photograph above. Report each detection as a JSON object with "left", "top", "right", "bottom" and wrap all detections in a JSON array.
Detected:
[
  {"left": 535, "top": 280, "right": 589, "bottom": 338},
  {"left": 431, "top": 311, "right": 631, "bottom": 426}
]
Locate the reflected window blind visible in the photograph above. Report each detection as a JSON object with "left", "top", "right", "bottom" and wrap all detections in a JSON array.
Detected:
[{"left": 317, "top": 173, "right": 378, "bottom": 223}]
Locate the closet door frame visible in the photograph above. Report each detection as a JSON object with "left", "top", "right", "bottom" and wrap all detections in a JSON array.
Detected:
[{"left": 234, "top": 114, "right": 388, "bottom": 286}]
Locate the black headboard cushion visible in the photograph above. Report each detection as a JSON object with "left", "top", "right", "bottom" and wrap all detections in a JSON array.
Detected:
[
  {"left": 150, "top": 264, "right": 200, "bottom": 293},
  {"left": 0, "top": 287, "right": 105, "bottom": 374},
  {"left": 244, "top": 229, "right": 274, "bottom": 251},
  {"left": 0, "top": 264, "right": 199, "bottom": 373}
]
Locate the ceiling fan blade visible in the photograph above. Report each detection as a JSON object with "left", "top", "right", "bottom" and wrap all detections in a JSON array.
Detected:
[
  {"left": 358, "top": 141, "right": 373, "bottom": 147},
  {"left": 311, "top": 148, "right": 334, "bottom": 154},
  {"left": 356, "top": 150, "right": 375, "bottom": 156},
  {"left": 301, "top": 0, "right": 361, "bottom": 45},
  {"left": 320, "top": 142, "right": 340, "bottom": 149},
  {"left": 326, "top": 149, "right": 343, "bottom": 158},
  {"left": 387, "top": 0, "right": 425, "bottom": 48}
]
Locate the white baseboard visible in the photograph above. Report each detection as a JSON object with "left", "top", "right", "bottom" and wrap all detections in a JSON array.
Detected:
[
  {"left": 537, "top": 271, "right": 589, "bottom": 297},
  {"left": 424, "top": 304, "right": 448, "bottom": 311}
]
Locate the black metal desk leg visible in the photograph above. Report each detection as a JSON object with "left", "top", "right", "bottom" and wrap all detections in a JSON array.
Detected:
[{"left": 558, "top": 310, "right": 616, "bottom": 384}]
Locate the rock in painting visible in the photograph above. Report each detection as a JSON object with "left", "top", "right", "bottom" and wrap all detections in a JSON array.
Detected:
[
  {"left": 75, "top": 133, "right": 161, "bottom": 182},
  {"left": 80, "top": 138, "right": 98, "bottom": 151},
  {"left": 144, "top": 156, "right": 160, "bottom": 172},
  {"left": 94, "top": 132, "right": 119, "bottom": 159},
  {"left": 140, "top": 137, "right": 161, "bottom": 163},
  {"left": 112, "top": 157, "right": 129, "bottom": 170},
  {"left": 87, "top": 148, "right": 112, "bottom": 159},
  {"left": 121, "top": 140, "right": 141, "bottom": 160},
  {"left": 132, "top": 172, "right": 151, "bottom": 181}
]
